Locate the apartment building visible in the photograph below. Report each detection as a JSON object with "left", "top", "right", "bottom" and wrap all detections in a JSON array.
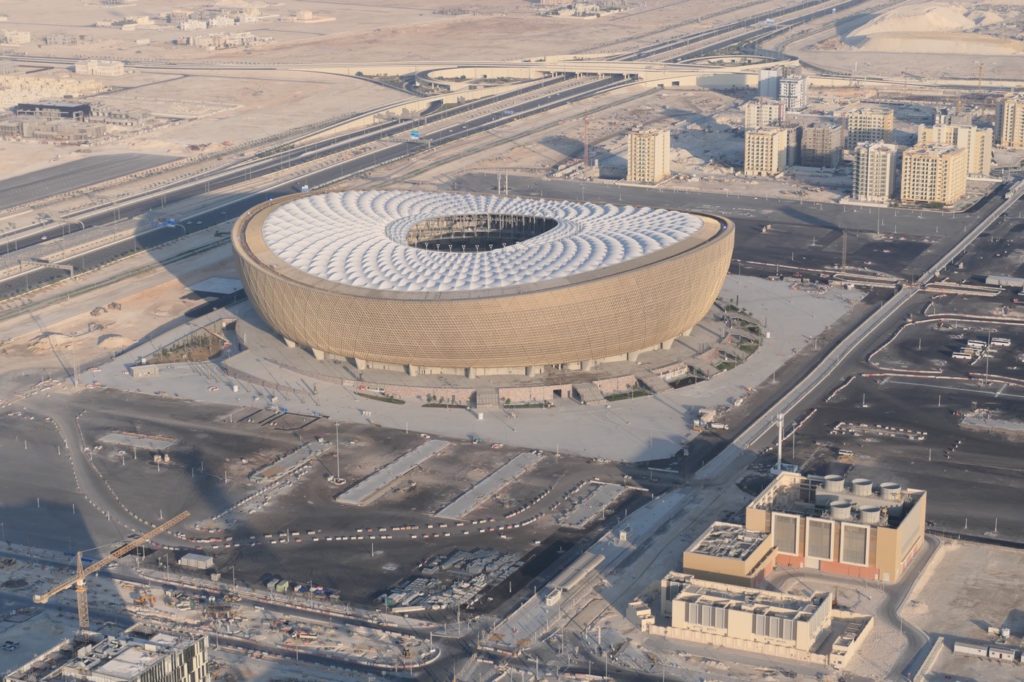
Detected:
[
  {"left": 744, "top": 127, "right": 789, "bottom": 176},
  {"left": 900, "top": 144, "right": 968, "bottom": 206},
  {"left": 851, "top": 142, "right": 898, "bottom": 204},
  {"left": 845, "top": 107, "right": 894, "bottom": 149},
  {"left": 916, "top": 123, "right": 992, "bottom": 176},
  {"left": 626, "top": 128, "right": 671, "bottom": 184}
]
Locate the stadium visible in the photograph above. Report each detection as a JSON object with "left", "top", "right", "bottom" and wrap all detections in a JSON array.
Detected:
[{"left": 232, "top": 190, "right": 734, "bottom": 377}]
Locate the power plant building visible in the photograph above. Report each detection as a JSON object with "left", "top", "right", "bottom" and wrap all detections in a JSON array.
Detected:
[
  {"left": 845, "top": 107, "right": 894, "bottom": 149},
  {"left": 800, "top": 122, "right": 843, "bottom": 168},
  {"left": 626, "top": 128, "right": 671, "bottom": 184},
  {"left": 851, "top": 142, "right": 897, "bottom": 204},
  {"left": 233, "top": 191, "right": 734, "bottom": 377},
  {"left": 916, "top": 123, "right": 992, "bottom": 176},
  {"left": 681, "top": 472, "right": 927, "bottom": 585},
  {"left": 900, "top": 144, "right": 968, "bottom": 206},
  {"left": 744, "top": 127, "right": 789, "bottom": 176},
  {"left": 631, "top": 571, "right": 873, "bottom": 668},
  {"left": 5, "top": 627, "right": 208, "bottom": 682},
  {"left": 995, "top": 94, "right": 1024, "bottom": 149}
]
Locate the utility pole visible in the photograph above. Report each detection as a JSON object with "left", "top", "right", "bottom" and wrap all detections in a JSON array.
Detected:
[
  {"left": 582, "top": 116, "right": 590, "bottom": 178},
  {"left": 776, "top": 412, "right": 784, "bottom": 469},
  {"left": 335, "top": 423, "right": 341, "bottom": 481}
]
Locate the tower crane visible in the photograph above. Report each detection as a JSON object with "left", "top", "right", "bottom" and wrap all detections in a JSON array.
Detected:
[{"left": 33, "top": 511, "right": 190, "bottom": 630}]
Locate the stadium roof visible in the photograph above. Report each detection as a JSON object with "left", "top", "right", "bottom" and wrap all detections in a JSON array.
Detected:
[{"left": 260, "top": 190, "right": 707, "bottom": 293}]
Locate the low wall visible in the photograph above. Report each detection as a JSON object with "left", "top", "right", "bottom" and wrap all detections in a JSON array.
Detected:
[{"left": 648, "top": 624, "right": 830, "bottom": 667}]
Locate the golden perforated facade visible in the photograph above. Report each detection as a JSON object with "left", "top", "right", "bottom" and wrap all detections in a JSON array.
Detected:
[{"left": 232, "top": 194, "right": 734, "bottom": 376}]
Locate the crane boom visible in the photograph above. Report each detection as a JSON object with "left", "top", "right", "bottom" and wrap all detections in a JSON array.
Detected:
[{"left": 34, "top": 511, "right": 190, "bottom": 609}]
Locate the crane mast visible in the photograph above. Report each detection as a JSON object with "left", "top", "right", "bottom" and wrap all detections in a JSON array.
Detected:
[{"left": 34, "top": 511, "right": 191, "bottom": 631}]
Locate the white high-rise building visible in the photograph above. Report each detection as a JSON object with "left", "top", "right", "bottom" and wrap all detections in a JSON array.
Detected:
[
  {"left": 778, "top": 75, "right": 807, "bottom": 112},
  {"left": 758, "top": 69, "right": 779, "bottom": 99},
  {"left": 851, "top": 142, "right": 897, "bottom": 204}
]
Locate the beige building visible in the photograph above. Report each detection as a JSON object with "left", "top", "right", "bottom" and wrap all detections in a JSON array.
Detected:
[
  {"left": 682, "top": 522, "right": 775, "bottom": 587},
  {"left": 744, "top": 127, "right": 789, "bottom": 176},
  {"left": 5, "top": 627, "right": 208, "bottom": 682},
  {"left": 852, "top": 142, "right": 898, "bottom": 204},
  {"left": 995, "top": 94, "right": 1024, "bottom": 149},
  {"left": 681, "top": 472, "right": 927, "bottom": 585},
  {"left": 743, "top": 98, "right": 783, "bottom": 130},
  {"left": 845, "top": 107, "right": 894, "bottom": 149},
  {"left": 74, "top": 59, "right": 126, "bottom": 77},
  {"left": 917, "top": 123, "right": 992, "bottom": 176},
  {"left": 800, "top": 122, "right": 843, "bottom": 168},
  {"left": 630, "top": 572, "right": 872, "bottom": 669},
  {"left": 745, "top": 473, "right": 927, "bottom": 583},
  {"left": 900, "top": 145, "right": 968, "bottom": 206},
  {"left": 626, "top": 128, "right": 671, "bottom": 184}
]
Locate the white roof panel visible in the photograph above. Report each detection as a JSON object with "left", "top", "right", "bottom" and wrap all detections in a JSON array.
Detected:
[{"left": 261, "top": 190, "right": 706, "bottom": 293}]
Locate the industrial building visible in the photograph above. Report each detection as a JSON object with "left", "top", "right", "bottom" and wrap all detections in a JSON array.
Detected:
[
  {"left": 916, "top": 123, "right": 992, "bottom": 176},
  {"left": 682, "top": 522, "right": 775, "bottom": 587},
  {"left": 800, "top": 122, "right": 843, "bottom": 169},
  {"left": 995, "top": 94, "right": 1024, "bottom": 149},
  {"left": 630, "top": 572, "right": 872, "bottom": 668},
  {"left": 681, "top": 472, "right": 927, "bottom": 584},
  {"left": 900, "top": 145, "right": 968, "bottom": 206},
  {"left": 13, "top": 102, "right": 92, "bottom": 120},
  {"left": 744, "top": 127, "right": 789, "bottom": 176},
  {"left": 743, "top": 98, "right": 783, "bottom": 130},
  {"left": 778, "top": 74, "right": 807, "bottom": 112},
  {"left": 4, "top": 627, "right": 208, "bottom": 682},
  {"left": 851, "top": 142, "right": 898, "bottom": 204},
  {"left": 746, "top": 473, "right": 927, "bottom": 582},
  {"left": 233, "top": 190, "right": 734, "bottom": 376},
  {"left": 845, "top": 107, "right": 894, "bottom": 149},
  {"left": 626, "top": 128, "right": 671, "bottom": 184}
]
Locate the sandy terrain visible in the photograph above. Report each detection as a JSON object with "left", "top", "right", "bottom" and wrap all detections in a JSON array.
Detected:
[
  {"left": 846, "top": 2, "right": 1024, "bottom": 54},
  {"left": 903, "top": 541, "right": 1024, "bottom": 640},
  {"left": 0, "top": 0, "right": 774, "bottom": 65}
]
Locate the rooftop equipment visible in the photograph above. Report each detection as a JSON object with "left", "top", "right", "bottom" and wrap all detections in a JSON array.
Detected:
[{"left": 850, "top": 478, "right": 873, "bottom": 496}]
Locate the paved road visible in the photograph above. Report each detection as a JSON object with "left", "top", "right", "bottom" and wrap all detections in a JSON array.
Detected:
[
  {"left": 0, "top": 154, "right": 174, "bottom": 212},
  {"left": 458, "top": 173, "right": 1004, "bottom": 237},
  {"left": 0, "top": 78, "right": 630, "bottom": 298},
  {"left": 699, "top": 184, "right": 1023, "bottom": 481}
]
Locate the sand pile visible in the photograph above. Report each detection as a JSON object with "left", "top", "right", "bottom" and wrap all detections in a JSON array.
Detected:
[
  {"left": 847, "top": 2, "right": 1024, "bottom": 55},
  {"left": 27, "top": 332, "right": 71, "bottom": 353},
  {"left": 97, "top": 334, "right": 131, "bottom": 350}
]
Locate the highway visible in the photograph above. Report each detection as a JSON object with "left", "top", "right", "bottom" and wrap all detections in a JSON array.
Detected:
[
  {"left": 0, "top": 0, "right": 863, "bottom": 276},
  {"left": 0, "top": 76, "right": 633, "bottom": 297},
  {"left": 697, "top": 181, "right": 1023, "bottom": 481}
]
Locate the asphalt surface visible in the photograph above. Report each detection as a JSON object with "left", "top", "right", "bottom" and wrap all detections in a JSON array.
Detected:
[
  {"left": 0, "top": 0, "right": 865, "bottom": 301},
  {"left": 0, "top": 77, "right": 631, "bottom": 298},
  {"left": 0, "top": 154, "right": 174, "bottom": 211}
]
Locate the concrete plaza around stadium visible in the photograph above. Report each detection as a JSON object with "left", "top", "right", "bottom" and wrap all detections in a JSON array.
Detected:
[{"left": 97, "top": 276, "right": 862, "bottom": 462}]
